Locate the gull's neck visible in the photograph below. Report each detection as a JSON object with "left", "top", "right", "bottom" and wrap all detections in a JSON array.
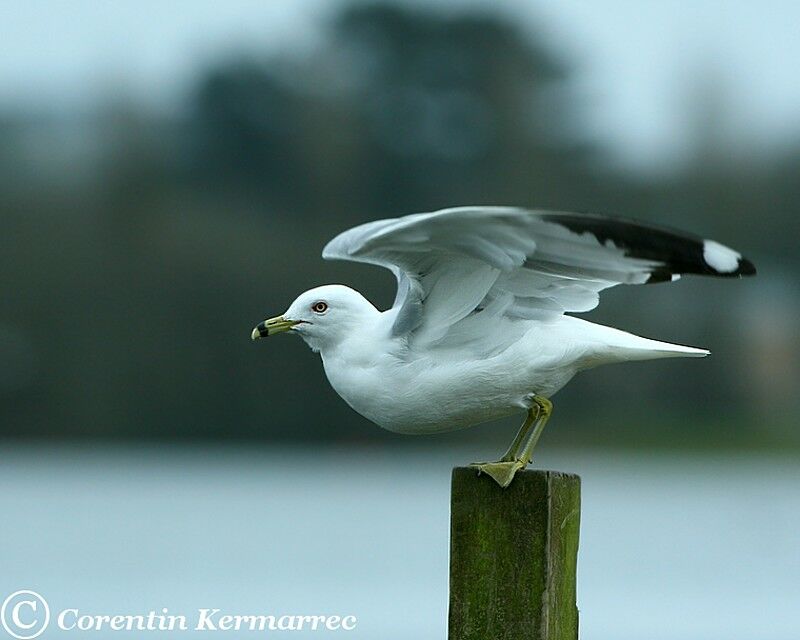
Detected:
[{"left": 318, "top": 308, "right": 398, "bottom": 363}]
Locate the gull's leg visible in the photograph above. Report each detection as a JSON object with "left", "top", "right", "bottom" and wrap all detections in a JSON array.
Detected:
[
  {"left": 518, "top": 396, "right": 553, "bottom": 465},
  {"left": 469, "top": 405, "right": 538, "bottom": 488},
  {"left": 500, "top": 405, "right": 539, "bottom": 461},
  {"left": 469, "top": 396, "right": 553, "bottom": 488}
]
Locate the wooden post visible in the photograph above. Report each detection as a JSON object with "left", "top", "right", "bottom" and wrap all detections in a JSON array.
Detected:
[{"left": 448, "top": 468, "right": 581, "bottom": 640}]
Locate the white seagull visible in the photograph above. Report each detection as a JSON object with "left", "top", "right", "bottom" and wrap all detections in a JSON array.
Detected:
[{"left": 252, "top": 207, "right": 755, "bottom": 487}]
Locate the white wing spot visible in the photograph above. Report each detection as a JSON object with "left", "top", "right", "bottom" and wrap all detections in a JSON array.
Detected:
[{"left": 702, "top": 240, "right": 740, "bottom": 273}]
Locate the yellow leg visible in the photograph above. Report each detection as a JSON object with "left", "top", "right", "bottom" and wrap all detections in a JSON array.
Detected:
[
  {"left": 470, "top": 396, "right": 553, "bottom": 488},
  {"left": 519, "top": 396, "right": 553, "bottom": 464},
  {"left": 500, "top": 404, "right": 539, "bottom": 461}
]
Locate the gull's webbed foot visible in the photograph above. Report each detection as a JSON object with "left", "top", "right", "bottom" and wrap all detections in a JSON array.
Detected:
[{"left": 469, "top": 459, "right": 527, "bottom": 488}]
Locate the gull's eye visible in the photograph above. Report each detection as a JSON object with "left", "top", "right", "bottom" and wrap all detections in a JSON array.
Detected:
[{"left": 311, "top": 301, "right": 328, "bottom": 314}]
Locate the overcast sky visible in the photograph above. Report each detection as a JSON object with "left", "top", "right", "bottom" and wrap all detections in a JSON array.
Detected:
[{"left": 2, "top": 0, "right": 799, "bottom": 171}]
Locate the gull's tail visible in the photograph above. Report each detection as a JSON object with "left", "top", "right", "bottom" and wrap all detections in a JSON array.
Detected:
[
  {"left": 564, "top": 316, "right": 710, "bottom": 367},
  {"left": 615, "top": 335, "right": 710, "bottom": 361}
]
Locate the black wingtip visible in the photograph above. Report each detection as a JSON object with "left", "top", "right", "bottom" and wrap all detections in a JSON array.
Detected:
[
  {"left": 737, "top": 256, "right": 757, "bottom": 277},
  {"left": 539, "top": 211, "right": 758, "bottom": 282}
]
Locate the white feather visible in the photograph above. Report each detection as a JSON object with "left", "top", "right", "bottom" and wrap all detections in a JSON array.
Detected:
[{"left": 703, "top": 239, "right": 741, "bottom": 273}]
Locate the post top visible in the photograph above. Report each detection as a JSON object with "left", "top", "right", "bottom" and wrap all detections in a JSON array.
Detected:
[{"left": 452, "top": 466, "right": 581, "bottom": 484}]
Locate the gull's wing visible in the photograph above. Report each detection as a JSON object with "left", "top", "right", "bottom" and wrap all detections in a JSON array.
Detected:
[{"left": 322, "top": 207, "right": 755, "bottom": 344}]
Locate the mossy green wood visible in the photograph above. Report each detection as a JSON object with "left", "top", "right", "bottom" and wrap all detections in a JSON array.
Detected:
[{"left": 448, "top": 468, "right": 581, "bottom": 640}]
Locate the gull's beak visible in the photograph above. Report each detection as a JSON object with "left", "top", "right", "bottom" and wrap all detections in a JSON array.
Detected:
[{"left": 251, "top": 316, "right": 300, "bottom": 340}]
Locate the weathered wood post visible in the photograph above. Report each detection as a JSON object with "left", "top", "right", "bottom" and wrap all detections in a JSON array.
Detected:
[{"left": 448, "top": 468, "right": 581, "bottom": 640}]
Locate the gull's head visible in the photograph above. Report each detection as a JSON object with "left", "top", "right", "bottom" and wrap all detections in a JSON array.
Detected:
[{"left": 251, "top": 284, "right": 378, "bottom": 352}]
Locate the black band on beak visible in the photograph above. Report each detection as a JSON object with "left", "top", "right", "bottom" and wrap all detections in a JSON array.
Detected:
[{"left": 251, "top": 316, "right": 299, "bottom": 340}]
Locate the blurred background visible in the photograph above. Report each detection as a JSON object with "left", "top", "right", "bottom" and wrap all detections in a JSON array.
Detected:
[{"left": 1, "top": 1, "right": 798, "bottom": 639}]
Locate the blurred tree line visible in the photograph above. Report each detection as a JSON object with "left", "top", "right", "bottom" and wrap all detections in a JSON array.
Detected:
[{"left": 0, "top": 4, "right": 797, "bottom": 447}]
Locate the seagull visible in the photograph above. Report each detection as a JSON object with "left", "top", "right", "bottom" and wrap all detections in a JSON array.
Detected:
[{"left": 251, "top": 207, "right": 755, "bottom": 487}]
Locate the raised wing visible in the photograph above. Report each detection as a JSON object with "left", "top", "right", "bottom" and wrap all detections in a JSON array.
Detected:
[{"left": 322, "top": 207, "right": 755, "bottom": 345}]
